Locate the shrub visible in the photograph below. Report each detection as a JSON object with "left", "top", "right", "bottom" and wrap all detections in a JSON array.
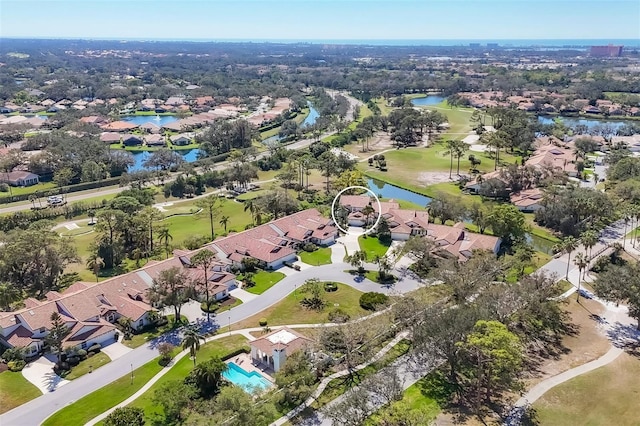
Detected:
[
  {"left": 327, "top": 308, "right": 350, "bottom": 323},
  {"left": 359, "top": 292, "right": 390, "bottom": 311},
  {"left": 67, "top": 356, "right": 80, "bottom": 367},
  {"left": 200, "top": 301, "right": 218, "bottom": 313},
  {"left": 324, "top": 282, "right": 338, "bottom": 292},
  {"left": 7, "top": 360, "right": 26, "bottom": 372},
  {"left": 158, "top": 342, "right": 175, "bottom": 366},
  {"left": 302, "top": 242, "right": 318, "bottom": 252},
  {"left": 1, "top": 347, "right": 25, "bottom": 362},
  {"left": 184, "top": 234, "right": 209, "bottom": 250},
  {"left": 88, "top": 343, "right": 102, "bottom": 353},
  {"left": 77, "top": 349, "right": 88, "bottom": 359},
  {"left": 259, "top": 318, "right": 268, "bottom": 327}
]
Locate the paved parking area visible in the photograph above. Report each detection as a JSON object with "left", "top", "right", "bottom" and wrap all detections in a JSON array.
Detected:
[{"left": 22, "top": 355, "right": 69, "bottom": 393}]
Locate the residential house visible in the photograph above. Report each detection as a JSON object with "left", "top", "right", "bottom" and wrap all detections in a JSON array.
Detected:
[
  {"left": 99, "top": 132, "right": 122, "bottom": 144},
  {"left": 510, "top": 188, "right": 545, "bottom": 212},
  {"left": 80, "top": 116, "right": 108, "bottom": 126},
  {"left": 170, "top": 134, "right": 192, "bottom": 146},
  {"left": 101, "top": 121, "right": 138, "bottom": 132},
  {"left": 339, "top": 195, "right": 500, "bottom": 259},
  {"left": 145, "top": 134, "right": 166, "bottom": 147},
  {"left": 0, "top": 249, "right": 236, "bottom": 357},
  {"left": 139, "top": 122, "right": 161, "bottom": 134},
  {"left": 0, "top": 171, "right": 40, "bottom": 187},
  {"left": 250, "top": 327, "right": 313, "bottom": 372},
  {"left": 122, "top": 134, "right": 143, "bottom": 147},
  {"left": 209, "top": 209, "right": 337, "bottom": 269}
]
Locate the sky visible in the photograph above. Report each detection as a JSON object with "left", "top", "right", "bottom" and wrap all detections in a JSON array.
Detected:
[{"left": 1, "top": 0, "right": 639, "bottom": 41}]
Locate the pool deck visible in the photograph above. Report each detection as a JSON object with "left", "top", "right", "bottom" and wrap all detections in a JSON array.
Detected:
[{"left": 227, "top": 353, "right": 275, "bottom": 383}]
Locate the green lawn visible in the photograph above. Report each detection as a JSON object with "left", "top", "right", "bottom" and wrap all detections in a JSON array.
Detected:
[
  {"left": 0, "top": 371, "right": 41, "bottom": 414},
  {"left": 358, "top": 235, "right": 391, "bottom": 260},
  {"left": 0, "top": 181, "right": 57, "bottom": 197},
  {"left": 365, "top": 376, "right": 441, "bottom": 425},
  {"left": 244, "top": 270, "right": 286, "bottom": 295},
  {"left": 363, "top": 270, "right": 397, "bottom": 284},
  {"left": 533, "top": 353, "right": 640, "bottom": 426},
  {"left": 42, "top": 358, "right": 165, "bottom": 426},
  {"left": 127, "top": 335, "right": 249, "bottom": 423},
  {"left": 122, "top": 315, "right": 187, "bottom": 349},
  {"left": 299, "top": 247, "right": 332, "bottom": 265},
  {"left": 359, "top": 144, "right": 519, "bottom": 197},
  {"left": 235, "top": 283, "right": 368, "bottom": 328},
  {"left": 65, "top": 352, "right": 111, "bottom": 380}
]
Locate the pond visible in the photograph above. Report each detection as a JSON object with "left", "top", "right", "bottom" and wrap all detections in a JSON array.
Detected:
[
  {"left": 301, "top": 102, "right": 319, "bottom": 128},
  {"left": 262, "top": 103, "right": 319, "bottom": 143},
  {"left": 366, "top": 178, "right": 555, "bottom": 254},
  {"left": 122, "top": 115, "right": 179, "bottom": 126},
  {"left": 410, "top": 95, "right": 445, "bottom": 107},
  {"left": 537, "top": 115, "right": 629, "bottom": 131},
  {"left": 367, "top": 178, "right": 432, "bottom": 207},
  {"left": 126, "top": 149, "right": 202, "bottom": 172}
]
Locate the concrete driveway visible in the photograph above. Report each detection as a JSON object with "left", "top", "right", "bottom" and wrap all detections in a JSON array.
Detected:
[
  {"left": 230, "top": 288, "right": 258, "bottom": 303},
  {"left": 101, "top": 339, "right": 132, "bottom": 361},
  {"left": 22, "top": 355, "right": 69, "bottom": 393},
  {"left": 330, "top": 243, "right": 347, "bottom": 263}
]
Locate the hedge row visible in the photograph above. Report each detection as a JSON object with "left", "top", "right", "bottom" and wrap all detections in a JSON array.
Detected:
[{"left": 0, "top": 176, "right": 121, "bottom": 205}]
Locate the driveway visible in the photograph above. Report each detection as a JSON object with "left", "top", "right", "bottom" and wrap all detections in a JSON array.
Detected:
[
  {"left": 229, "top": 288, "right": 258, "bottom": 303},
  {"left": 21, "top": 355, "right": 69, "bottom": 394},
  {"left": 339, "top": 228, "right": 363, "bottom": 256},
  {"left": 101, "top": 339, "right": 132, "bottom": 361},
  {"left": 330, "top": 242, "right": 347, "bottom": 263}
]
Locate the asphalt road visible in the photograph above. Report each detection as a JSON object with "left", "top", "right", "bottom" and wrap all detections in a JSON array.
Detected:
[{"left": 0, "top": 261, "right": 421, "bottom": 426}]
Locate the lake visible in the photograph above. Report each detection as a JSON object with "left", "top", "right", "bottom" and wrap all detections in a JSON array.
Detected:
[
  {"left": 262, "top": 103, "right": 319, "bottom": 143},
  {"left": 126, "top": 149, "right": 201, "bottom": 172},
  {"left": 537, "top": 115, "right": 629, "bottom": 131},
  {"left": 410, "top": 95, "right": 445, "bottom": 107},
  {"left": 301, "top": 102, "right": 319, "bottom": 128},
  {"left": 366, "top": 178, "right": 554, "bottom": 254},
  {"left": 367, "top": 178, "right": 432, "bottom": 206},
  {"left": 122, "top": 115, "right": 179, "bottom": 126}
]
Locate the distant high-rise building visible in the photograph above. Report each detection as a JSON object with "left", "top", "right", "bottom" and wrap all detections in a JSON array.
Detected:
[
  {"left": 469, "top": 43, "right": 481, "bottom": 48},
  {"left": 487, "top": 43, "right": 499, "bottom": 48},
  {"left": 590, "top": 45, "right": 623, "bottom": 57}
]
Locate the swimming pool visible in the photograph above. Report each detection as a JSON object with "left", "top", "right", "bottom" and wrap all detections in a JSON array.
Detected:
[{"left": 223, "top": 362, "right": 272, "bottom": 392}]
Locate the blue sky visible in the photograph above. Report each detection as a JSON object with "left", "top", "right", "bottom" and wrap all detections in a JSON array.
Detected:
[{"left": 1, "top": 0, "right": 639, "bottom": 41}]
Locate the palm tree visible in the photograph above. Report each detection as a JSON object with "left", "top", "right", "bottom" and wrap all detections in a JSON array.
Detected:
[
  {"left": 181, "top": 328, "right": 205, "bottom": 367},
  {"left": 28, "top": 194, "right": 36, "bottom": 209},
  {"left": 157, "top": 227, "right": 173, "bottom": 259},
  {"left": 361, "top": 204, "right": 375, "bottom": 227},
  {"left": 219, "top": 215, "right": 230, "bottom": 233},
  {"left": 244, "top": 199, "right": 260, "bottom": 226},
  {"left": 574, "top": 252, "right": 588, "bottom": 302},
  {"left": 554, "top": 236, "right": 578, "bottom": 280},
  {"left": 581, "top": 230, "right": 598, "bottom": 261},
  {"left": 86, "top": 255, "right": 105, "bottom": 282},
  {"left": 452, "top": 140, "right": 469, "bottom": 176}
]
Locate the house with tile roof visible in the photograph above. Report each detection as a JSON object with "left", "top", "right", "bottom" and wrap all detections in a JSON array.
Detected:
[
  {"left": 209, "top": 209, "right": 337, "bottom": 269},
  {"left": 510, "top": 188, "right": 545, "bottom": 212},
  {"left": 0, "top": 248, "right": 236, "bottom": 358},
  {"left": 339, "top": 195, "right": 500, "bottom": 259},
  {"left": 250, "top": 327, "right": 312, "bottom": 372}
]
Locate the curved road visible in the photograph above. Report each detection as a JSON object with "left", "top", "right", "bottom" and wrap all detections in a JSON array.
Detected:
[{"left": 0, "top": 262, "right": 421, "bottom": 426}]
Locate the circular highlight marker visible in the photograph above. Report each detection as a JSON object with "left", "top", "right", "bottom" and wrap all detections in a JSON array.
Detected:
[{"left": 330, "top": 186, "right": 382, "bottom": 236}]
